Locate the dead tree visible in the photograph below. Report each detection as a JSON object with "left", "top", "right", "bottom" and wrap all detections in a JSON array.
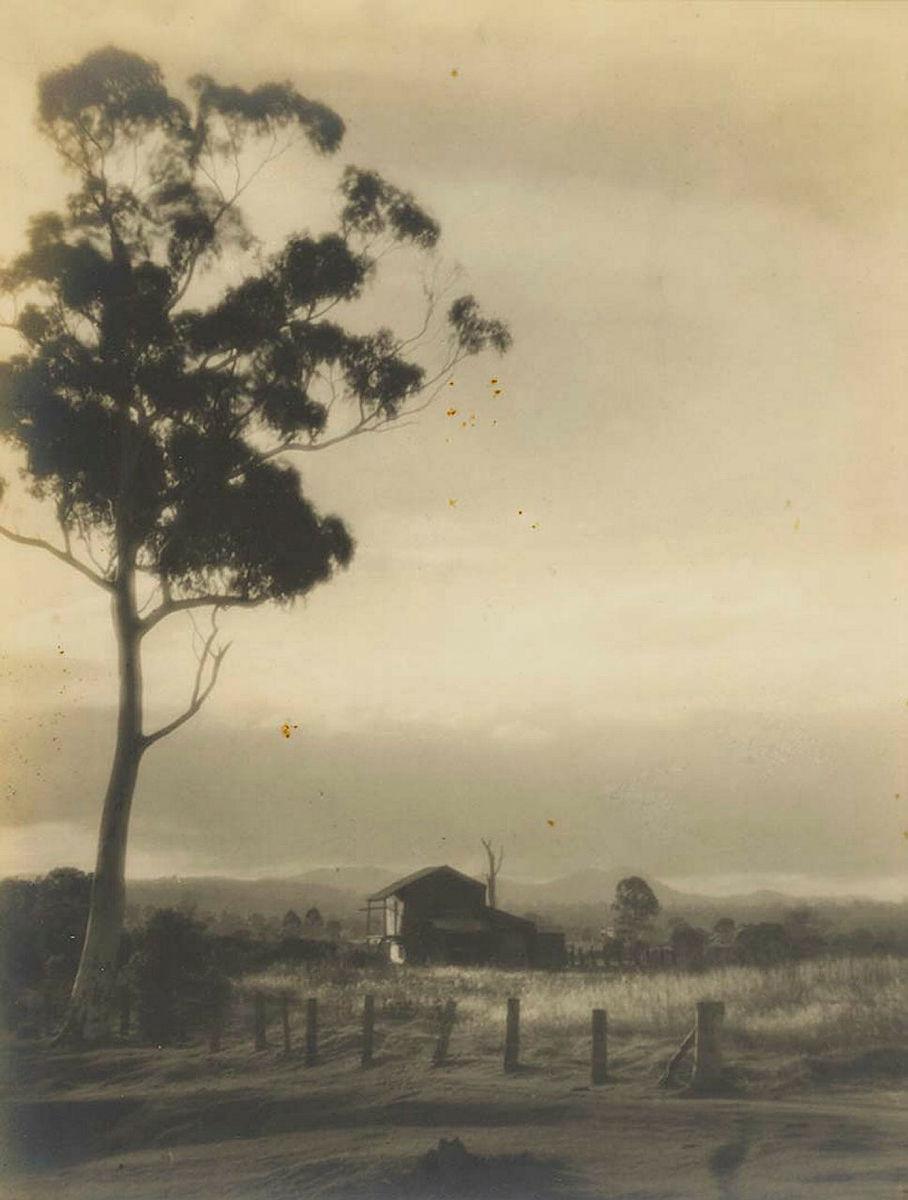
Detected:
[{"left": 481, "top": 839, "right": 505, "bottom": 909}]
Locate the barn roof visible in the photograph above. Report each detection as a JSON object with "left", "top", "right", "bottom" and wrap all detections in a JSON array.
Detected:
[{"left": 367, "top": 865, "right": 486, "bottom": 902}]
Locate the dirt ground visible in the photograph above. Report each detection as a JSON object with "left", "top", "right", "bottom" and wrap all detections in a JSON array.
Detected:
[{"left": 2, "top": 1032, "right": 906, "bottom": 1200}]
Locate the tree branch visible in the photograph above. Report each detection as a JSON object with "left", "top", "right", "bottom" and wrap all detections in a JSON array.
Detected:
[
  {"left": 141, "top": 591, "right": 263, "bottom": 635},
  {"left": 253, "top": 374, "right": 452, "bottom": 467},
  {"left": 168, "top": 130, "right": 299, "bottom": 312},
  {"left": 0, "top": 524, "right": 114, "bottom": 591},
  {"left": 256, "top": 416, "right": 375, "bottom": 462},
  {"left": 253, "top": 348, "right": 466, "bottom": 467},
  {"left": 141, "top": 608, "right": 231, "bottom": 749}
]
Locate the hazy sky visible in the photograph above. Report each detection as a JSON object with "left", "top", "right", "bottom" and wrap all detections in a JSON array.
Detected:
[{"left": 1, "top": 2, "right": 906, "bottom": 897}]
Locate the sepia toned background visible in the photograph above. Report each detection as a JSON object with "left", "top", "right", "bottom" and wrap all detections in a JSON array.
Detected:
[{"left": 1, "top": 1, "right": 905, "bottom": 897}]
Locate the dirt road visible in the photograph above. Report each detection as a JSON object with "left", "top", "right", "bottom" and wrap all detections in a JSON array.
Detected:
[{"left": 3, "top": 1039, "right": 906, "bottom": 1198}]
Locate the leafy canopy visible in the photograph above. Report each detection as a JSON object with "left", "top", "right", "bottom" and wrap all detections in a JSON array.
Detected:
[
  {"left": 0, "top": 47, "right": 510, "bottom": 617},
  {"left": 611, "top": 875, "right": 660, "bottom": 937}
]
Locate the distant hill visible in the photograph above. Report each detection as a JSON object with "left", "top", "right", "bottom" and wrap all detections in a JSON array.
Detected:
[
  {"left": 496, "top": 867, "right": 690, "bottom": 912},
  {"left": 289, "top": 866, "right": 399, "bottom": 896},
  {"left": 121, "top": 865, "right": 908, "bottom": 940}
]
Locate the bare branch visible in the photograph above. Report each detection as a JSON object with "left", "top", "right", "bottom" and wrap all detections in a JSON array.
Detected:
[
  {"left": 142, "top": 610, "right": 231, "bottom": 749},
  {"left": 256, "top": 416, "right": 375, "bottom": 462},
  {"left": 0, "top": 523, "right": 114, "bottom": 591},
  {"left": 481, "top": 838, "right": 504, "bottom": 909},
  {"left": 141, "top": 591, "right": 263, "bottom": 635},
  {"left": 168, "top": 130, "right": 301, "bottom": 312},
  {"left": 254, "top": 357, "right": 462, "bottom": 468},
  {"left": 395, "top": 260, "right": 460, "bottom": 355}
]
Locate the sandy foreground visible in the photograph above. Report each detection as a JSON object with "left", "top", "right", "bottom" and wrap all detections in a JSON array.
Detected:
[{"left": 2, "top": 1034, "right": 906, "bottom": 1200}]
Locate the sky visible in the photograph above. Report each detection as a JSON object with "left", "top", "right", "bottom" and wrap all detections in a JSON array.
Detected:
[{"left": 0, "top": 1, "right": 906, "bottom": 898}]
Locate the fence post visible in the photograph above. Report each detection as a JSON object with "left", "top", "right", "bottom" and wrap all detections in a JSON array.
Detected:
[
  {"left": 432, "top": 999, "right": 457, "bottom": 1066},
  {"left": 305, "top": 997, "right": 318, "bottom": 1066},
  {"left": 591, "top": 1008, "right": 608, "bottom": 1085},
  {"left": 281, "top": 994, "right": 292, "bottom": 1054},
  {"left": 504, "top": 997, "right": 520, "bottom": 1073},
  {"left": 254, "top": 991, "right": 268, "bottom": 1051},
  {"left": 361, "top": 994, "right": 375, "bottom": 1067},
  {"left": 692, "top": 999, "right": 725, "bottom": 1091}
]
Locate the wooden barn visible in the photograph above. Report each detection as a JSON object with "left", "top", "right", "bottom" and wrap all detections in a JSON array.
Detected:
[{"left": 364, "top": 865, "right": 565, "bottom": 968}]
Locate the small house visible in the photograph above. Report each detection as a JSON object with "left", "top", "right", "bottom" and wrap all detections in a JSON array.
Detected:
[{"left": 364, "top": 865, "right": 563, "bottom": 968}]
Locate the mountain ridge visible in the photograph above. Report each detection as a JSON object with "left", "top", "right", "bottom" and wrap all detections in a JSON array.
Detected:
[{"left": 118, "top": 865, "right": 905, "bottom": 928}]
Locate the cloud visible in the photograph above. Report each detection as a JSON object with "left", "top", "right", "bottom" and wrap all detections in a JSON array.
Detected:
[
  {"left": 1, "top": 706, "right": 902, "bottom": 890},
  {"left": 0, "top": 4, "right": 903, "bottom": 899}
]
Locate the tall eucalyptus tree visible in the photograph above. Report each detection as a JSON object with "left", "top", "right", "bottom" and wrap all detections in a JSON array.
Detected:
[{"left": 0, "top": 47, "right": 509, "bottom": 1039}]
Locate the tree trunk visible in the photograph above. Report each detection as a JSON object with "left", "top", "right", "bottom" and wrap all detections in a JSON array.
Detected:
[{"left": 57, "top": 572, "right": 143, "bottom": 1043}]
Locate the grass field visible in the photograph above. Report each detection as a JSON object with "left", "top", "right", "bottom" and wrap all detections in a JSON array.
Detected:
[
  {"left": 243, "top": 954, "right": 908, "bottom": 1057},
  {"left": 5, "top": 956, "right": 907, "bottom": 1199}
]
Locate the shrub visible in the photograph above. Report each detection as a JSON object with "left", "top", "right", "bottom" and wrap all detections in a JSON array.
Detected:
[
  {"left": 0, "top": 868, "right": 92, "bottom": 1030},
  {"left": 735, "top": 922, "right": 795, "bottom": 966},
  {"left": 130, "top": 908, "right": 230, "bottom": 1044}
]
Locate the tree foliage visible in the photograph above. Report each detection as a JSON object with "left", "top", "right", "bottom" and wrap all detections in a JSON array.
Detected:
[
  {"left": 0, "top": 868, "right": 93, "bottom": 1026},
  {"left": 130, "top": 907, "right": 230, "bottom": 1044},
  {"left": 734, "top": 922, "right": 795, "bottom": 967},
  {"left": 281, "top": 908, "right": 303, "bottom": 935},
  {"left": 0, "top": 46, "right": 509, "bottom": 1040},
  {"left": 611, "top": 875, "right": 660, "bottom": 940},
  {"left": 0, "top": 45, "right": 510, "bottom": 640}
]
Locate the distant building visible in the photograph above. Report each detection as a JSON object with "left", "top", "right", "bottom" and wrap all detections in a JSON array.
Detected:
[{"left": 364, "top": 865, "right": 565, "bottom": 968}]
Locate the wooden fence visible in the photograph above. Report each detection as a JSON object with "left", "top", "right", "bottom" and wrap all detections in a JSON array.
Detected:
[{"left": 231, "top": 991, "right": 728, "bottom": 1092}]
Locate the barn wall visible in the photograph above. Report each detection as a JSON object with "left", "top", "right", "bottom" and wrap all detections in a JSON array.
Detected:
[
  {"left": 493, "top": 929, "right": 532, "bottom": 966},
  {"left": 398, "top": 875, "right": 485, "bottom": 935}
]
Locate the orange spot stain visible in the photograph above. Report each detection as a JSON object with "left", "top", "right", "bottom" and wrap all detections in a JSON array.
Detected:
[
  {"left": 280, "top": 722, "right": 299, "bottom": 739},
  {"left": 448, "top": 498, "right": 457, "bottom": 508},
  {"left": 546, "top": 819, "right": 556, "bottom": 828},
  {"left": 450, "top": 68, "right": 459, "bottom": 78},
  {"left": 446, "top": 407, "right": 457, "bottom": 416}
]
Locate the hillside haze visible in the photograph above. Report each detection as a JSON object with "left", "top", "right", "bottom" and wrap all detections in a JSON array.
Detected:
[{"left": 119, "top": 866, "right": 908, "bottom": 942}]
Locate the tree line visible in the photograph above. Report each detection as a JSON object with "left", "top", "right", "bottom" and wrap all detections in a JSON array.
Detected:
[
  {"left": 0, "top": 868, "right": 356, "bottom": 1042},
  {"left": 601, "top": 874, "right": 902, "bottom": 969},
  {"left": 4, "top": 867, "right": 904, "bottom": 1043}
]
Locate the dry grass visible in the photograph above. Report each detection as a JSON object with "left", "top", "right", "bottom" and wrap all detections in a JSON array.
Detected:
[{"left": 242, "top": 955, "right": 906, "bottom": 1056}]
